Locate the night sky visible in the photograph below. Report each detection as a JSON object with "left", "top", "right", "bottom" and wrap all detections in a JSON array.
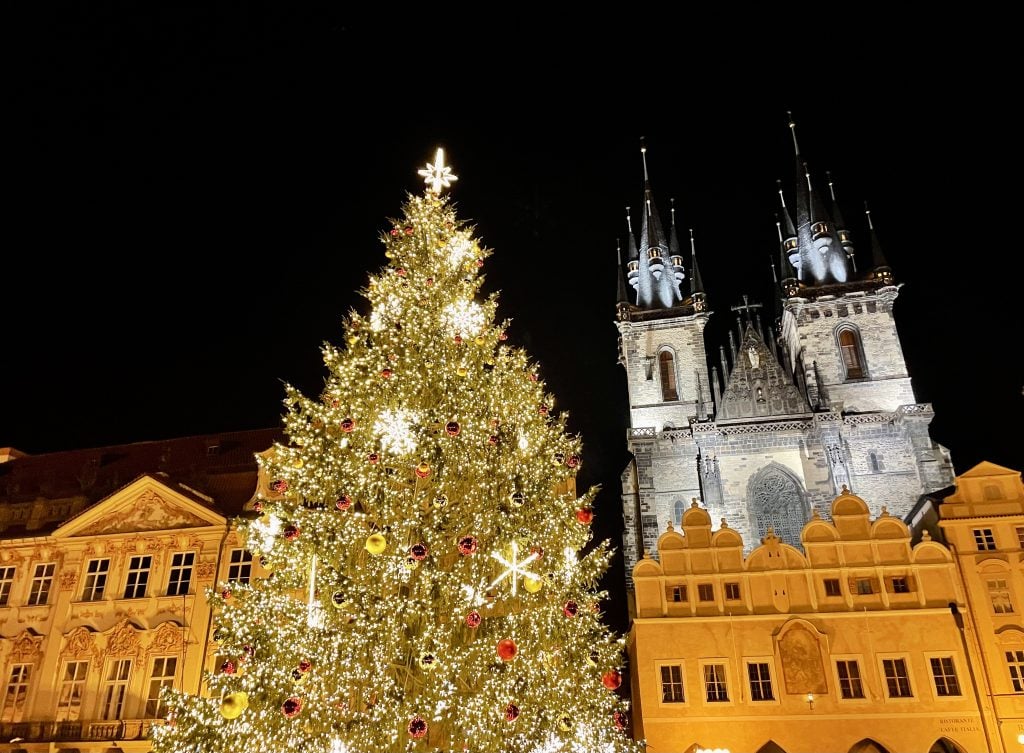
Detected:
[{"left": 7, "top": 11, "right": 1019, "bottom": 629}]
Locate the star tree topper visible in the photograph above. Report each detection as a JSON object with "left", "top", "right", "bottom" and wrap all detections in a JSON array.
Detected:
[{"left": 418, "top": 147, "right": 458, "bottom": 193}]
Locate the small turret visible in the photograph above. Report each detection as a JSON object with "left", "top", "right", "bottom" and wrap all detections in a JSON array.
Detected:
[
  {"left": 865, "top": 201, "right": 894, "bottom": 285},
  {"left": 827, "top": 171, "right": 857, "bottom": 272},
  {"left": 669, "top": 199, "right": 686, "bottom": 284},
  {"left": 625, "top": 207, "right": 639, "bottom": 296}
]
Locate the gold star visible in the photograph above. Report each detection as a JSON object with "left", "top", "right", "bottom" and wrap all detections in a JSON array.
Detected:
[{"left": 418, "top": 148, "right": 458, "bottom": 193}]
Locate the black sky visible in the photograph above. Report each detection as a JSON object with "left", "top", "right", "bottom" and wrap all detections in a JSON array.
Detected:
[{"left": 6, "top": 10, "right": 1020, "bottom": 630}]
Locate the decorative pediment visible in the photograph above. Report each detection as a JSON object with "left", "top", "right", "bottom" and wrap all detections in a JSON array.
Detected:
[
  {"left": 105, "top": 618, "right": 144, "bottom": 657},
  {"left": 7, "top": 630, "right": 43, "bottom": 661},
  {"left": 149, "top": 621, "right": 185, "bottom": 654},
  {"left": 54, "top": 475, "right": 226, "bottom": 538}
]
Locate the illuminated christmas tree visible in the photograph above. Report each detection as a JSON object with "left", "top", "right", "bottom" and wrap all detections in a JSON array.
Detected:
[{"left": 151, "top": 150, "right": 641, "bottom": 753}]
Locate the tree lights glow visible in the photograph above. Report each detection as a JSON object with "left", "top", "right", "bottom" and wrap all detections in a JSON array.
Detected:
[{"left": 151, "top": 152, "right": 639, "bottom": 753}]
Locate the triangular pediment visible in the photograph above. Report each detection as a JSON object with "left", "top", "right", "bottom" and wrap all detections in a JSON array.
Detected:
[
  {"left": 53, "top": 474, "right": 226, "bottom": 537},
  {"left": 958, "top": 461, "right": 1019, "bottom": 478}
]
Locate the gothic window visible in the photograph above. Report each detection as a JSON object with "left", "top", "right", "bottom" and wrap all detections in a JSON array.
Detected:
[
  {"left": 747, "top": 465, "right": 808, "bottom": 546},
  {"left": 673, "top": 499, "right": 686, "bottom": 526},
  {"left": 659, "top": 350, "right": 679, "bottom": 402},
  {"left": 837, "top": 326, "right": 866, "bottom": 379}
]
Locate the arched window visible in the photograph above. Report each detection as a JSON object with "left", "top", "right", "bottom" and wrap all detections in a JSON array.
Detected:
[
  {"left": 837, "top": 327, "right": 866, "bottom": 379},
  {"left": 673, "top": 499, "right": 686, "bottom": 526},
  {"left": 747, "top": 464, "right": 809, "bottom": 547},
  {"left": 659, "top": 351, "right": 679, "bottom": 401}
]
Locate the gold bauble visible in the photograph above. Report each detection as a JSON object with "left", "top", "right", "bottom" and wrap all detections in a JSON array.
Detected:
[
  {"left": 365, "top": 533, "right": 387, "bottom": 555},
  {"left": 220, "top": 691, "right": 249, "bottom": 719},
  {"left": 523, "top": 576, "right": 543, "bottom": 593}
]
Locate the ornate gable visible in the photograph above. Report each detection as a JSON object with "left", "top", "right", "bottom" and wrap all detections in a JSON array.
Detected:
[{"left": 718, "top": 324, "right": 810, "bottom": 421}]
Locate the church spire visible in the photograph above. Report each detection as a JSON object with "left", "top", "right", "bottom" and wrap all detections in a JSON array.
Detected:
[
  {"left": 625, "top": 207, "right": 639, "bottom": 300},
  {"left": 669, "top": 199, "right": 686, "bottom": 286},
  {"left": 631, "top": 139, "right": 684, "bottom": 309},
  {"left": 864, "top": 201, "right": 894, "bottom": 285},
  {"left": 616, "top": 239, "right": 629, "bottom": 309},
  {"left": 827, "top": 171, "right": 857, "bottom": 272},
  {"left": 688, "top": 228, "right": 706, "bottom": 312}
]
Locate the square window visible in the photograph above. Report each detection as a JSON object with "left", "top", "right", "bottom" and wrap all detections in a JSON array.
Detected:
[
  {"left": 698, "top": 584, "right": 714, "bottom": 602},
  {"left": 1016, "top": 527, "right": 1024, "bottom": 550},
  {"left": 988, "top": 579, "right": 1014, "bottom": 614},
  {"left": 724, "top": 583, "right": 740, "bottom": 600},
  {"left": 892, "top": 577, "right": 909, "bottom": 594},
  {"left": 824, "top": 578, "right": 842, "bottom": 597}
]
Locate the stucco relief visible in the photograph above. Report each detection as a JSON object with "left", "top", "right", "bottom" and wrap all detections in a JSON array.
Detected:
[
  {"left": 105, "top": 618, "right": 143, "bottom": 657},
  {"left": 63, "top": 626, "right": 103, "bottom": 669},
  {"left": 75, "top": 489, "right": 209, "bottom": 535},
  {"left": 59, "top": 570, "right": 79, "bottom": 591},
  {"left": 149, "top": 621, "right": 183, "bottom": 654},
  {"left": 196, "top": 562, "right": 217, "bottom": 580},
  {"left": 8, "top": 630, "right": 43, "bottom": 661},
  {"left": 778, "top": 622, "right": 827, "bottom": 695}
]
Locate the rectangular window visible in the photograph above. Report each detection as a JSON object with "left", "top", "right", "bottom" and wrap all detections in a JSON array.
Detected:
[
  {"left": 145, "top": 656, "right": 178, "bottom": 718},
  {"left": 824, "top": 578, "right": 842, "bottom": 596},
  {"left": 124, "top": 555, "right": 152, "bottom": 599},
  {"left": 101, "top": 658, "right": 133, "bottom": 719},
  {"left": 659, "top": 352, "right": 679, "bottom": 402},
  {"left": 0, "top": 567, "right": 15, "bottom": 607},
  {"left": 973, "top": 528, "right": 996, "bottom": 551},
  {"left": 724, "top": 582, "right": 741, "bottom": 600},
  {"left": 56, "top": 660, "right": 89, "bottom": 721},
  {"left": 747, "top": 662, "right": 774, "bottom": 701},
  {"left": 166, "top": 552, "right": 195, "bottom": 596},
  {"left": 670, "top": 585, "right": 687, "bottom": 603},
  {"left": 659, "top": 664, "right": 684, "bottom": 703},
  {"left": 1016, "top": 527, "right": 1024, "bottom": 549},
  {"left": 0, "top": 664, "right": 31, "bottom": 723},
  {"left": 856, "top": 578, "right": 873, "bottom": 595},
  {"left": 703, "top": 664, "right": 728, "bottom": 702},
  {"left": 1006, "top": 649, "right": 1024, "bottom": 693},
  {"left": 228, "top": 549, "right": 253, "bottom": 585},
  {"left": 836, "top": 660, "right": 864, "bottom": 699},
  {"left": 81, "top": 558, "right": 110, "bottom": 601},
  {"left": 988, "top": 579, "right": 1014, "bottom": 614},
  {"left": 27, "top": 563, "right": 56, "bottom": 606},
  {"left": 882, "top": 658, "right": 913, "bottom": 698},
  {"left": 698, "top": 584, "right": 714, "bottom": 602},
  {"left": 891, "top": 577, "right": 910, "bottom": 594},
  {"left": 930, "top": 657, "right": 961, "bottom": 697}
]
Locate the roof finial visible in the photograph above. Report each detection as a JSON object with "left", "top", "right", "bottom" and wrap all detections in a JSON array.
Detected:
[
  {"left": 787, "top": 111, "right": 800, "bottom": 155},
  {"left": 776, "top": 179, "right": 787, "bottom": 209},
  {"left": 769, "top": 254, "right": 779, "bottom": 282},
  {"left": 671, "top": 197, "right": 676, "bottom": 226},
  {"left": 640, "top": 136, "right": 649, "bottom": 181},
  {"left": 775, "top": 214, "right": 783, "bottom": 242},
  {"left": 826, "top": 170, "right": 837, "bottom": 202},
  {"left": 864, "top": 201, "right": 875, "bottom": 230},
  {"left": 804, "top": 161, "right": 813, "bottom": 191},
  {"left": 625, "top": 206, "right": 633, "bottom": 234}
]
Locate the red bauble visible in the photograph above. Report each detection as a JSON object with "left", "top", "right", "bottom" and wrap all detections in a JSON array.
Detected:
[
  {"left": 415, "top": 462, "right": 431, "bottom": 479},
  {"left": 368, "top": 452, "right": 380, "bottom": 464},
  {"left": 410, "top": 543, "right": 428, "bottom": 560},
  {"left": 488, "top": 434, "right": 500, "bottom": 446},
  {"left": 335, "top": 495, "right": 352, "bottom": 511},
  {"left": 538, "top": 405, "right": 549, "bottom": 416},
  {"left": 283, "top": 525, "right": 300, "bottom": 541},
  {"left": 575, "top": 507, "right": 594, "bottom": 525},
  {"left": 403, "top": 226, "right": 414, "bottom": 236},
  {"left": 390, "top": 228, "right": 400, "bottom": 237},
  {"left": 476, "top": 259, "right": 484, "bottom": 267},
  {"left": 454, "top": 335, "right": 463, "bottom": 345},
  {"left": 563, "top": 600, "right": 579, "bottom": 618},
  {"left": 426, "top": 277, "right": 434, "bottom": 286},
  {"left": 445, "top": 421, "right": 460, "bottom": 437},
  {"left": 465, "top": 610, "right": 482, "bottom": 628},
  {"left": 458, "top": 536, "right": 478, "bottom": 556},
  {"left": 380, "top": 368, "right": 392, "bottom": 378},
  {"left": 614, "top": 710, "right": 628, "bottom": 730},
  {"left": 281, "top": 697, "right": 302, "bottom": 718},
  {"left": 298, "top": 659, "right": 312, "bottom": 673},
  {"left": 396, "top": 268, "right": 407, "bottom": 278},
  {"left": 253, "top": 500, "right": 263, "bottom": 513},
  {"left": 407, "top": 715, "right": 428, "bottom": 739},
  {"left": 340, "top": 418, "right": 355, "bottom": 433},
  {"left": 221, "top": 588, "right": 231, "bottom": 600},
  {"left": 567, "top": 454, "right": 581, "bottom": 469},
  {"left": 220, "top": 660, "right": 236, "bottom": 675},
  {"left": 496, "top": 639, "right": 518, "bottom": 662},
  {"left": 504, "top": 702, "right": 520, "bottom": 722},
  {"left": 602, "top": 670, "right": 622, "bottom": 690},
  {"left": 270, "top": 479, "right": 288, "bottom": 493},
  {"left": 499, "top": 332, "right": 508, "bottom": 341},
  {"left": 528, "top": 372, "right": 538, "bottom": 382}
]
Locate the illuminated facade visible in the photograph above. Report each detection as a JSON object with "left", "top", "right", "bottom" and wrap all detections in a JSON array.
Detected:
[
  {"left": 615, "top": 125, "right": 954, "bottom": 579},
  {"left": 628, "top": 488, "right": 993, "bottom": 753},
  {"left": 0, "top": 431, "right": 278, "bottom": 753}
]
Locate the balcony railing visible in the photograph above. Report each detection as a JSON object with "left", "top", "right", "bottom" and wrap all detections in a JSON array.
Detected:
[{"left": 0, "top": 718, "right": 158, "bottom": 743}]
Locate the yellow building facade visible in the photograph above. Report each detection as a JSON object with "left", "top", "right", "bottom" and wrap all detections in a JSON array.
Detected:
[
  {"left": 628, "top": 484, "right": 1002, "bottom": 753},
  {"left": 0, "top": 431, "right": 277, "bottom": 753}
]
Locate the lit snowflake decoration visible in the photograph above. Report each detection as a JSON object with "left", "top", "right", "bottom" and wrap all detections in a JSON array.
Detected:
[
  {"left": 369, "top": 295, "right": 403, "bottom": 332},
  {"left": 373, "top": 409, "right": 419, "bottom": 455},
  {"left": 252, "top": 514, "right": 282, "bottom": 551},
  {"left": 444, "top": 232, "right": 476, "bottom": 268},
  {"left": 418, "top": 148, "right": 458, "bottom": 193},
  {"left": 442, "top": 299, "right": 485, "bottom": 336},
  {"left": 489, "top": 541, "right": 540, "bottom": 597}
]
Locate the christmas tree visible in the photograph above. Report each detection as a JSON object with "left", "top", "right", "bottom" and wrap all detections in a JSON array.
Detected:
[{"left": 151, "top": 150, "right": 642, "bottom": 753}]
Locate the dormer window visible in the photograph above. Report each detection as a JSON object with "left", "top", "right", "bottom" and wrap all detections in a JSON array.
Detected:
[{"left": 659, "top": 351, "right": 679, "bottom": 402}]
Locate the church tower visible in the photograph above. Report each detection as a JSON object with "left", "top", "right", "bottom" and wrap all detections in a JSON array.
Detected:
[{"left": 616, "top": 125, "right": 955, "bottom": 584}]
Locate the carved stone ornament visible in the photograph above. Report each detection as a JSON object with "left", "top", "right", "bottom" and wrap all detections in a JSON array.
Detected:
[
  {"left": 105, "top": 619, "right": 142, "bottom": 657},
  {"left": 9, "top": 630, "right": 43, "bottom": 661},
  {"left": 75, "top": 489, "right": 210, "bottom": 536},
  {"left": 59, "top": 570, "right": 79, "bottom": 590},
  {"left": 150, "top": 622, "right": 183, "bottom": 654},
  {"left": 65, "top": 626, "right": 98, "bottom": 658},
  {"left": 196, "top": 562, "right": 217, "bottom": 580}
]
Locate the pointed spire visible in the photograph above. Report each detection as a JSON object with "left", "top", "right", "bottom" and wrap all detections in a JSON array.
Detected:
[
  {"left": 631, "top": 138, "right": 681, "bottom": 308},
  {"left": 616, "top": 239, "right": 629, "bottom": 306},
  {"left": 827, "top": 170, "right": 856, "bottom": 272},
  {"left": 688, "top": 229, "right": 705, "bottom": 296},
  {"left": 669, "top": 198, "right": 681, "bottom": 256},
  {"left": 864, "top": 201, "right": 893, "bottom": 284},
  {"left": 625, "top": 207, "right": 638, "bottom": 260},
  {"left": 787, "top": 110, "right": 800, "bottom": 156}
]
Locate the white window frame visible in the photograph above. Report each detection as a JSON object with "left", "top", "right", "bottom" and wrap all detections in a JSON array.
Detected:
[
  {"left": 878, "top": 654, "right": 915, "bottom": 700},
  {"left": 987, "top": 578, "right": 1015, "bottom": 614},
  {"left": 698, "top": 659, "right": 732, "bottom": 706},
  {"left": 0, "top": 663, "right": 32, "bottom": 723},
  {"left": 56, "top": 659, "right": 90, "bottom": 721},
  {"left": 166, "top": 552, "right": 195, "bottom": 597},
  {"left": 227, "top": 549, "right": 253, "bottom": 584},
  {"left": 27, "top": 562, "right": 56, "bottom": 606},
  {"left": 100, "top": 658, "right": 133, "bottom": 719},
  {"left": 924, "top": 652, "right": 964, "bottom": 700},
  {"left": 145, "top": 656, "right": 178, "bottom": 718},
  {"left": 973, "top": 528, "right": 996, "bottom": 551},
  {"left": 81, "top": 558, "right": 110, "bottom": 602},
  {"left": 0, "top": 567, "right": 15, "bottom": 607},
  {"left": 1005, "top": 648, "right": 1024, "bottom": 693},
  {"left": 656, "top": 661, "right": 687, "bottom": 706},
  {"left": 123, "top": 555, "right": 152, "bottom": 599},
  {"left": 832, "top": 655, "right": 868, "bottom": 702},
  {"left": 744, "top": 657, "right": 779, "bottom": 705}
]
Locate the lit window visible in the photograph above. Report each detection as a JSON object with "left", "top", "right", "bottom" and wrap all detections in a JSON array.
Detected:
[
  {"left": 1006, "top": 650, "right": 1024, "bottom": 693},
  {"left": 166, "top": 552, "right": 194, "bottom": 596},
  {"left": 882, "top": 658, "right": 912, "bottom": 698},
  {"left": 124, "top": 555, "right": 152, "bottom": 599},
  {"left": 669, "top": 585, "right": 687, "bottom": 603},
  {"left": 228, "top": 549, "right": 253, "bottom": 585},
  {"left": 0, "top": 567, "right": 15, "bottom": 607},
  {"left": 891, "top": 577, "right": 910, "bottom": 594},
  {"left": 56, "top": 660, "right": 89, "bottom": 721},
  {"left": 988, "top": 579, "right": 1014, "bottom": 614},
  {"left": 0, "top": 664, "right": 32, "bottom": 723},
  {"left": 930, "top": 657, "right": 961, "bottom": 696},
  {"left": 101, "top": 658, "right": 133, "bottom": 719},
  {"left": 824, "top": 578, "right": 842, "bottom": 597},
  {"left": 27, "top": 563, "right": 55, "bottom": 606},
  {"left": 660, "top": 664, "right": 684, "bottom": 703},
  {"left": 659, "top": 351, "right": 679, "bottom": 402},
  {"left": 973, "top": 528, "right": 996, "bottom": 551},
  {"left": 837, "top": 660, "right": 864, "bottom": 699},
  {"left": 698, "top": 584, "right": 714, "bottom": 602},
  {"left": 703, "top": 664, "right": 729, "bottom": 702},
  {"left": 838, "top": 328, "right": 865, "bottom": 379},
  {"left": 725, "top": 583, "right": 740, "bottom": 600},
  {"left": 747, "top": 663, "right": 774, "bottom": 701},
  {"left": 81, "top": 559, "right": 110, "bottom": 601},
  {"left": 145, "top": 657, "right": 178, "bottom": 718}
]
